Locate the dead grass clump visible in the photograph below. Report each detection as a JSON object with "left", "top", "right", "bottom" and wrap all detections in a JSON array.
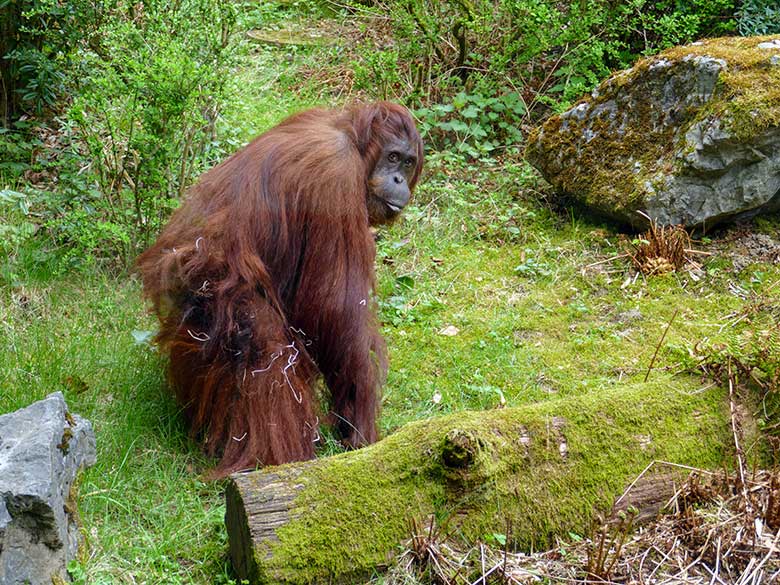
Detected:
[
  {"left": 382, "top": 469, "right": 780, "bottom": 584},
  {"left": 672, "top": 471, "right": 780, "bottom": 577},
  {"left": 391, "top": 516, "right": 466, "bottom": 584},
  {"left": 627, "top": 215, "right": 692, "bottom": 276}
]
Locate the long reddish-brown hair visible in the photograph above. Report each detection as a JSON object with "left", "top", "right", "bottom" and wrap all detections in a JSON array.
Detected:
[{"left": 137, "top": 102, "right": 423, "bottom": 477}]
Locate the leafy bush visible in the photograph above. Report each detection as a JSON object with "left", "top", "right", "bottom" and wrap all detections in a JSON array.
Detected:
[
  {"left": 2, "top": 0, "right": 238, "bottom": 266},
  {"left": 737, "top": 0, "right": 780, "bottom": 35},
  {"left": 0, "top": 121, "right": 41, "bottom": 179},
  {"left": 0, "top": 190, "right": 36, "bottom": 252},
  {"left": 0, "top": 189, "right": 38, "bottom": 283},
  {"left": 352, "top": 48, "right": 404, "bottom": 101},
  {"left": 363, "top": 0, "right": 736, "bottom": 104},
  {"left": 68, "top": 1, "right": 237, "bottom": 255},
  {"left": 415, "top": 91, "right": 526, "bottom": 158},
  {"left": 0, "top": 0, "right": 99, "bottom": 121},
  {"left": 349, "top": 0, "right": 737, "bottom": 157}
]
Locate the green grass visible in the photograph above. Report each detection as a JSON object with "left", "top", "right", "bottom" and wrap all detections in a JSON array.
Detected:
[
  {"left": 0, "top": 277, "right": 235, "bottom": 583},
  {"left": 2, "top": 2, "right": 780, "bottom": 583},
  {"left": 374, "top": 154, "right": 771, "bottom": 431},
  {"left": 3, "top": 151, "right": 778, "bottom": 582}
]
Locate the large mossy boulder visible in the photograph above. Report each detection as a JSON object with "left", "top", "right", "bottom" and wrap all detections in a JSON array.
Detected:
[{"left": 526, "top": 36, "right": 780, "bottom": 230}]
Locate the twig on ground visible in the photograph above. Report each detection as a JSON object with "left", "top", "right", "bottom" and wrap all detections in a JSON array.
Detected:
[{"left": 644, "top": 308, "right": 680, "bottom": 383}]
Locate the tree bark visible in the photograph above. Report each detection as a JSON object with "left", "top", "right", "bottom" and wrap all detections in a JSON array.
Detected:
[
  {"left": 225, "top": 380, "right": 731, "bottom": 584},
  {"left": 0, "top": 3, "right": 19, "bottom": 126}
]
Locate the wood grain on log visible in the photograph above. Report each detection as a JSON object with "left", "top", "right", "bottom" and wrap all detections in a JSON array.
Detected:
[{"left": 226, "top": 464, "right": 315, "bottom": 582}]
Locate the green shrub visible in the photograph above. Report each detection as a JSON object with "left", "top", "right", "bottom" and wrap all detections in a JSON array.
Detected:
[
  {"left": 0, "top": 120, "right": 41, "bottom": 179},
  {"left": 0, "top": 189, "right": 38, "bottom": 283},
  {"left": 737, "top": 0, "right": 780, "bottom": 35},
  {"left": 368, "top": 0, "right": 736, "bottom": 104},
  {"left": 350, "top": 0, "right": 737, "bottom": 157},
  {"left": 66, "top": 0, "right": 237, "bottom": 253},
  {"left": 415, "top": 91, "right": 526, "bottom": 158},
  {"left": 352, "top": 48, "right": 404, "bottom": 100},
  {"left": 0, "top": 0, "right": 102, "bottom": 122},
  {"left": 1, "top": 0, "right": 238, "bottom": 267}
]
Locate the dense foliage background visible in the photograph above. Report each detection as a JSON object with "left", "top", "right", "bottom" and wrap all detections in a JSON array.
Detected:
[
  {"left": 2, "top": 0, "right": 778, "bottom": 277},
  {"left": 1, "top": 1, "right": 779, "bottom": 583}
]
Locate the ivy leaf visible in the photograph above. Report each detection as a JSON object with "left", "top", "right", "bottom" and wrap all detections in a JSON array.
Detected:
[{"left": 461, "top": 105, "right": 480, "bottom": 119}]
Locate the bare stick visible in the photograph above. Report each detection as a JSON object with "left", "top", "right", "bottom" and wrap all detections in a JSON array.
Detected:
[
  {"left": 644, "top": 309, "right": 679, "bottom": 383},
  {"left": 585, "top": 253, "right": 630, "bottom": 269},
  {"left": 728, "top": 360, "right": 752, "bottom": 516}
]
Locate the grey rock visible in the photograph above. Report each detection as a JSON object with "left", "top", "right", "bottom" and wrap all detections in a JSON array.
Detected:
[
  {"left": 0, "top": 393, "right": 96, "bottom": 585},
  {"left": 647, "top": 120, "right": 780, "bottom": 225},
  {"left": 526, "top": 36, "right": 780, "bottom": 229}
]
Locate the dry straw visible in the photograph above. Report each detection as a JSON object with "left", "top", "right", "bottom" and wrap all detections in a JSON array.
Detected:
[{"left": 627, "top": 211, "right": 692, "bottom": 276}]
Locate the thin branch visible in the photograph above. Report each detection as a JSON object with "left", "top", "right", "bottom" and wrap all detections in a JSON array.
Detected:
[{"left": 644, "top": 309, "right": 679, "bottom": 383}]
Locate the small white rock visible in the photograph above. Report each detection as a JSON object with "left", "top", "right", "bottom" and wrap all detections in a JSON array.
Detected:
[
  {"left": 438, "top": 325, "right": 460, "bottom": 336},
  {"left": 757, "top": 40, "right": 780, "bottom": 50}
]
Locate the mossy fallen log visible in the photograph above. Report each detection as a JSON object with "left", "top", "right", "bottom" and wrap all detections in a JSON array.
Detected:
[{"left": 226, "top": 379, "right": 731, "bottom": 584}]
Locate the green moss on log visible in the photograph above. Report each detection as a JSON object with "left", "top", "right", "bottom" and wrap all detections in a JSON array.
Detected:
[{"left": 248, "top": 377, "right": 729, "bottom": 583}]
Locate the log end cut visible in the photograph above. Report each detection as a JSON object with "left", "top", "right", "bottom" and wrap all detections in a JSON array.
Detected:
[
  {"left": 225, "top": 477, "right": 260, "bottom": 582},
  {"left": 226, "top": 465, "right": 312, "bottom": 582}
]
